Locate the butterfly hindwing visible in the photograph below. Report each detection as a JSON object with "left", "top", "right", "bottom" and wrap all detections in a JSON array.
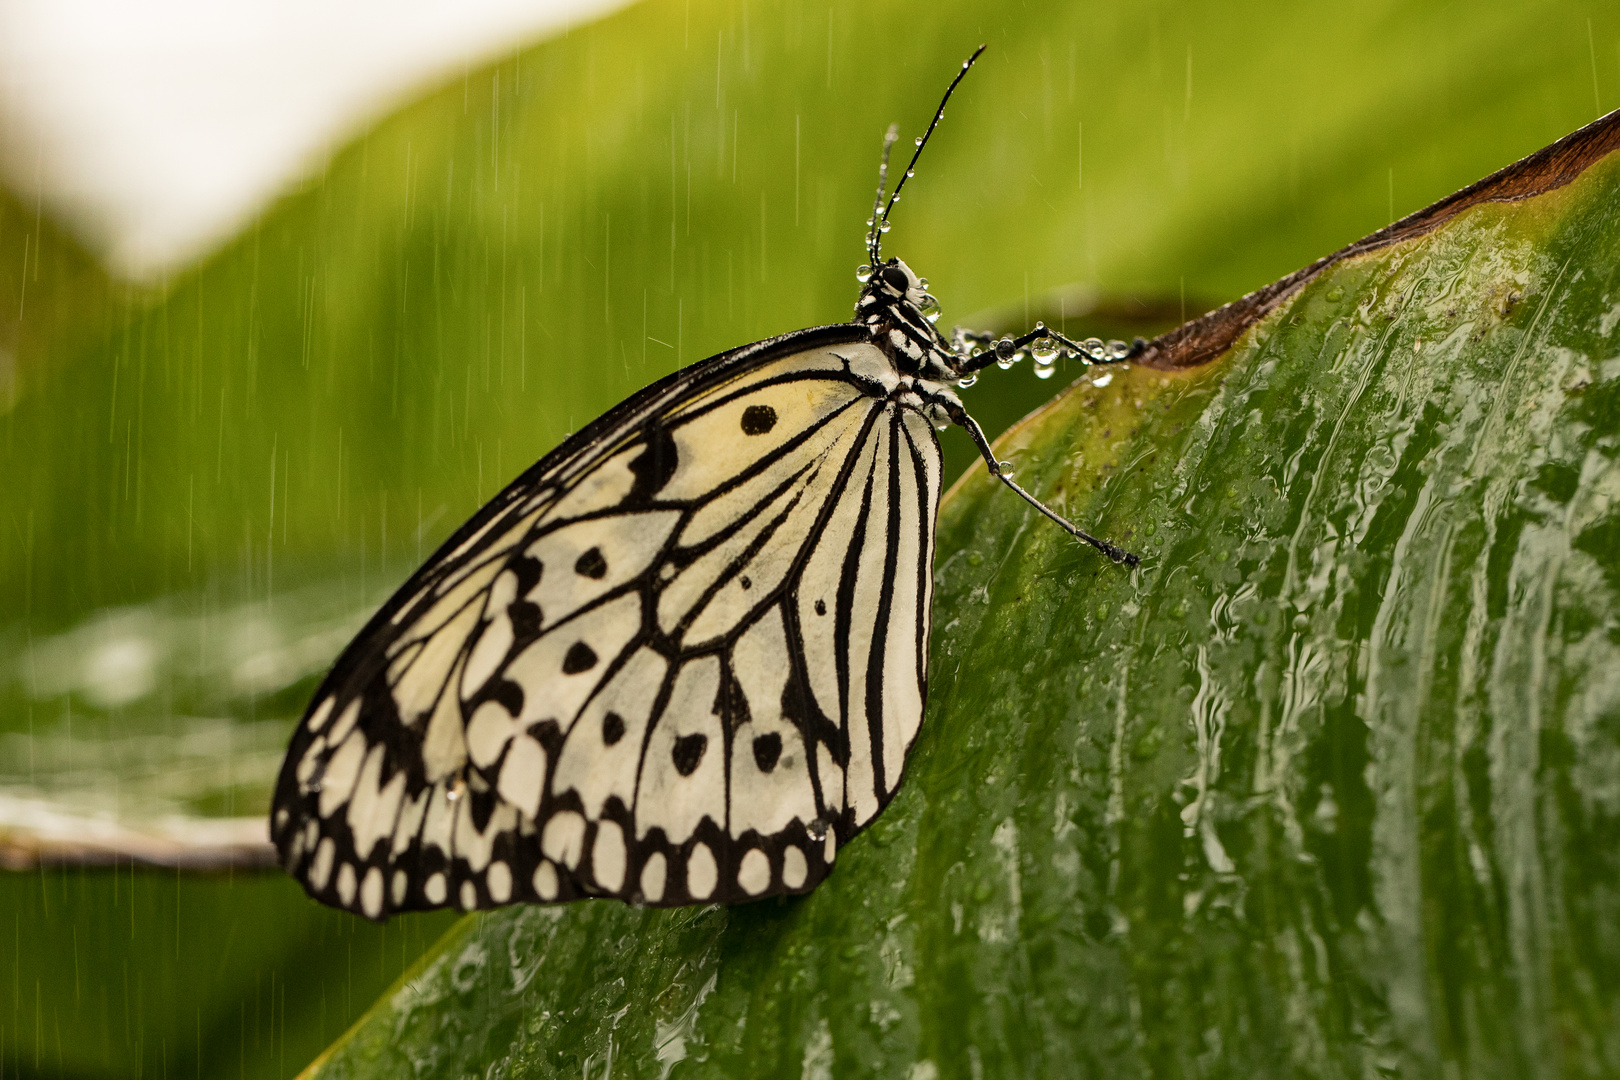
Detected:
[{"left": 271, "top": 327, "right": 944, "bottom": 918}]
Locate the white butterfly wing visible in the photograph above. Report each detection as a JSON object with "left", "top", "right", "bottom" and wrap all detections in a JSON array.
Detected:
[{"left": 271, "top": 326, "right": 942, "bottom": 918}]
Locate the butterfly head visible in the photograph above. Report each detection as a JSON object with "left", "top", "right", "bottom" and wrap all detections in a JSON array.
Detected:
[
  {"left": 855, "top": 257, "right": 958, "bottom": 378},
  {"left": 871, "top": 258, "right": 937, "bottom": 312}
]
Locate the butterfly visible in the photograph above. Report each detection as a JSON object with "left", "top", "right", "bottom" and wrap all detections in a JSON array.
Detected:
[{"left": 270, "top": 46, "right": 1140, "bottom": 920}]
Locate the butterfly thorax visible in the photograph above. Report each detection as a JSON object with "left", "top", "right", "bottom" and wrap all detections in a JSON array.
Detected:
[{"left": 855, "top": 258, "right": 959, "bottom": 383}]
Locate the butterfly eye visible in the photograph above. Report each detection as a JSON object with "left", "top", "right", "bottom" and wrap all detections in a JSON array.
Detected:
[{"left": 879, "top": 266, "right": 910, "bottom": 293}]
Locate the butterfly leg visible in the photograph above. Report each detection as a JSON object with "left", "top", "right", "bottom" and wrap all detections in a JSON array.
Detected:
[
  {"left": 951, "top": 326, "right": 1146, "bottom": 375},
  {"left": 926, "top": 392, "right": 1140, "bottom": 567}
]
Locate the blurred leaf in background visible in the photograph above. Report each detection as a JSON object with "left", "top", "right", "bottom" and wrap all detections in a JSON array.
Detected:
[{"left": 1, "top": 0, "right": 1616, "bottom": 1076}]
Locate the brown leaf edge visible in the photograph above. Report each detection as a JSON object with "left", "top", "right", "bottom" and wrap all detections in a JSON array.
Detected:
[{"left": 1139, "top": 107, "right": 1620, "bottom": 371}]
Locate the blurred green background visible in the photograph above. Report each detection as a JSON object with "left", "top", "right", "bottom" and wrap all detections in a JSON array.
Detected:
[{"left": 1, "top": 0, "right": 1616, "bottom": 1075}]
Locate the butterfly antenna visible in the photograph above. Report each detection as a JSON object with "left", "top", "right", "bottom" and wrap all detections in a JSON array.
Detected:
[
  {"left": 873, "top": 44, "right": 986, "bottom": 258},
  {"left": 866, "top": 124, "right": 901, "bottom": 266}
]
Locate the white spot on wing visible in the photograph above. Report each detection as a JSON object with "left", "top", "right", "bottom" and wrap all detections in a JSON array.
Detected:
[
  {"left": 738, "top": 848, "right": 770, "bottom": 895},
  {"left": 419, "top": 784, "right": 455, "bottom": 854},
  {"left": 533, "top": 860, "right": 559, "bottom": 900},
  {"left": 452, "top": 799, "right": 514, "bottom": 873},
  {"left": 424, "top": 872, "right": 447, "bottom": 905},
  {"left": 296, "top": 735, "right": 326, "bottom": 788},
  {"left": 686, "top": 842, "right": 718, "bottom": 900},
  {"left": 326, "top": 698, "right": 361, "bottom": 745},
  {"left": 592, "top": 819, "right": 628, "bottom": 893},
  {"left": 495, "top": 734, "right": 547, "bottom": 819},
  {"left": 305, "top": 696, "right": 335, "bottom": 733},
  {"left": 309, "top": 837, "right": 336, "bottom": 891},
  {"left": 318, "top": 731, "right": 367, "bottom": 818},
  {"left": 640, "top": 851, "right": 667, "bottom": 902},
  {"left": 816, "top": 741, "right": 844, "bottom": 822},
  {"left": 487, "top": 861, "right": 513, "bottom": 904},
  {"left": 392, "top": 789, "right": 429, "bottom": 855},
  {"left": 336, "top": 862, "right": 357, "bottom": 907},
  {"left": 347, "top": 747, "right": 406, "bottom": 859},
  {"left": 783, "top": 846, "right": 808, "bottom": 889},
  {"left": 461, "top": 570, "right": 519, "bottom": 697},
  {"left": 541, "top": 810, "right": 586, "bottom": 868},
  {"left": 389, "top": 583, "right": 489, "bottom": 725},
  {"left": 466, "top": 700, "right": 517, "bottom": 770},
  {"left": 361, "top": 867, "right": 384, "bottom": 918}
]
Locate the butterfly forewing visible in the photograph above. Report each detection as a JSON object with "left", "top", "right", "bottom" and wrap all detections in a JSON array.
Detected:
[{"left": 271, "top": 327, "right": 945, "bottom": 918}]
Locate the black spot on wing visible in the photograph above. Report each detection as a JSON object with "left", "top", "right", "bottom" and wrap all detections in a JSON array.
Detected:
[
  {"left": 602, "top": 711, "right": 626, "bottom": 746},
  {"left": 752, "top": 732, "right": 783, "bottom": 773},
  {"left": 627, "top": 423, "right": 679, "bottom": 503},
  {"left": 740, "top": 404, "right": 778, "bottom": 435},
  {"left": 509, "top": 600, "right": 543, "bottom": 648},
  {"left": 562, "top": 642, "right": 598, "bottom": 674},
  {"left": 574, "top": 546, "right": 608, "bottom": 579},
  {"left": 672, "top": 733, "right": 707, "bottom": 776}
]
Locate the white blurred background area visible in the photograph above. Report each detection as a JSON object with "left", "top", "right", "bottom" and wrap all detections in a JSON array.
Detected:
[{"left": 0, "top": 0, "right": 632, "bottom": 281}]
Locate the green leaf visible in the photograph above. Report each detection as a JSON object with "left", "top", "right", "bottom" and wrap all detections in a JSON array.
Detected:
[{"left": 304, "top": 106, "right": 1620, "bottom": 1080}]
